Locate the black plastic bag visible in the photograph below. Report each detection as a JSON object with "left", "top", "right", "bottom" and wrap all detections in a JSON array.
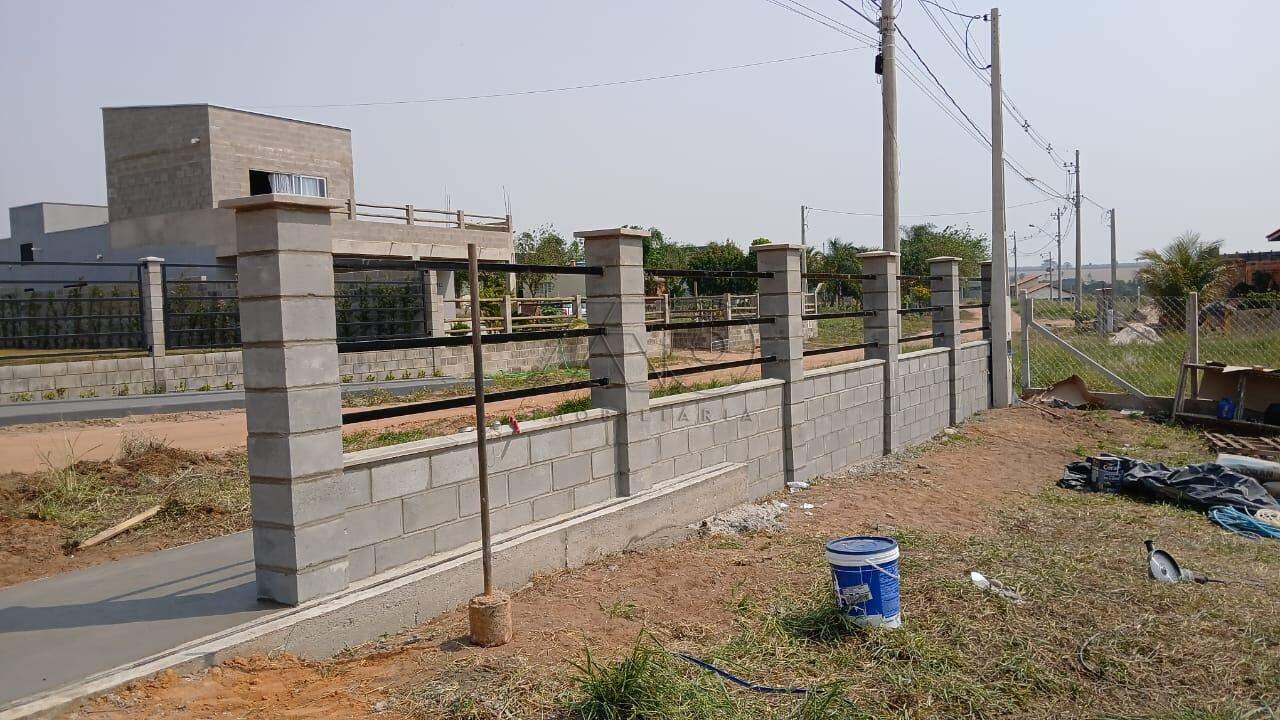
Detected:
[{"left": 1060, "top": 456, "right": 1280, "bottom": 513}]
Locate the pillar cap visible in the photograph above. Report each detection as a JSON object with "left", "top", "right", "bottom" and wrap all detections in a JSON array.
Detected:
[
  {"left": 857, "top": 250, "right": 900, "bottom": 259},
  {"left": 927, "top": 256, "right": 962, "bottom": 263},
  {"left": 219, "top": 194, "right": 345, "bottom": 212},
  {"left": 574, "top": 227, "right": 651, "bottom": 239},
  {"left": 138, "top": 256, "right": 165, "bottom": 262},
  {"left": 749, "top": 242, "right": 804, "bottom": 252}
]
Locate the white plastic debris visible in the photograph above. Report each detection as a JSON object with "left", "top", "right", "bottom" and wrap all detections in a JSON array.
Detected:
[
  {"left": 801, "top": 503, "right": 815, "bottom": 510},
  {"left": 969, "top": 571, "right": 1026, "bottom": 604},
  {"left": 786, "top": 481, "right": 810, "bottom": 489}
]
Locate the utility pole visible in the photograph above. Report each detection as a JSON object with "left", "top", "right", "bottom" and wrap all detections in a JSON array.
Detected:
[
  {"left": 800, "top": 205, "right": 808, "bottom": 274},
  {"left": 1073, "top": 149, "right": 1082, "bottom": 314},
  {"left": 879, "top": 1, "right": 900, "bottom": 253},
  {"left": 988, "top": 7, "right": 1012, "bottom": 408},
  {"left": 1009, "top": 230, "right": 1018, "bottom": 301},
  {"left": 1109, "top": 208, "right": 1117, "bottom": 291},
  {"left": 1052, "top": 207, "right": 1064, "bottom": 301}
]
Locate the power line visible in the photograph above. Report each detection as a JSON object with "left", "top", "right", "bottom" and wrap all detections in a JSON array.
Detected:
[
  {"left": 249, "top": 48, "right": 867, "bottom": 110},
  {"left": 761, "top": 0, "right": 878, "bottom": 45},
  {"left": 806, "top": 197, "right": 1053, "bottom": 218},
  {"left": 918, "top": 0, "right": 981, "bottom": 20}
]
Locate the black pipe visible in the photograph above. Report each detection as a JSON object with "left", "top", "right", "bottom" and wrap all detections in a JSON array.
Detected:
[
  {"left": 342, "top": 377, "right": 608, "bottom": 424},
  {"left": 801, "top": 310, "right": 874, "bottom": 320},
  {"left": 336, "top": 326, "right": 604, "bottom": 353},
  {"left": 646, "top": 317, "right": 774, "bottom": 332},
  {"left": 801, "top": 341, "right": 878, "bottom": 357},
  {"left": 647, "top": 355, "right": 776, "bottom": 380}
]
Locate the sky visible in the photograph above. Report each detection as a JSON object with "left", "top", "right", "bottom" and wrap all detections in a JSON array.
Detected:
[{"left": 1, "top": 0, "right": 1277, "bottom": 267}]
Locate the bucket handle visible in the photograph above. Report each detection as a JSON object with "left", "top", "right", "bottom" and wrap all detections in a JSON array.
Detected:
[{"left": 835, "top": 560, "right": 900, "bottom": 582}]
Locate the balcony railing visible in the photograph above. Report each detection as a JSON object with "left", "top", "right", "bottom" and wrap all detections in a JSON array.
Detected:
[{"left": 333, "top": 200, "right": 511, "bottom": 233}]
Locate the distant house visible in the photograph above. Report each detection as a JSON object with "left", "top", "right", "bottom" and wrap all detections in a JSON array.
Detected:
[
  {"left": 1222, "top": 250, "right": 1280, "bottom": 294},
  {"left": 1011, "top": 272, "right": 1075, "bottom": 300},
  {"left": 1267, "top": 227, "right": 1280, "bottom": 243}
]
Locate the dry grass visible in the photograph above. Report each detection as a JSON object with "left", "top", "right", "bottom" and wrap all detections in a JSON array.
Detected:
[{"left": 0, "top": 434, "right": 249, "bottom": 547}]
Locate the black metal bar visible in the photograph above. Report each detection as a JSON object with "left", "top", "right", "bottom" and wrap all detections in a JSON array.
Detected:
[
  {"left": 898, "top": 274, "right": 943, "bottom": 281},
  {"left": 0, "top": 348, "right": 147, "bottom": 362},
  {"left": 645, "top": 317, "right": 774, "bottom": 332},
  {"left": 333, "top": 256, "right": 604, "bottom": 276},
  {"left": 644, "top": 268, "right": 774, "bottom": 279},
  {"left": 802, "top": 310, "right": 874, "bottom": 320},
  {"left": 342, "top": 377, "right": 608, "bottom": 424},
  {"left": 0, "top": 261, "right": 146, "bottom": 268},
  {"left": 165, "top": 310, "right": 242, "bottom": 318},
  {"left": 336, "top": 326, "right": 604, "bottom": 353},
  {"left": 0, "top": 297, "right": 141, "bottom": 303},
  {"left": 1, "top": 330, "right": 147, "bottom": 340},
  {"left": 0, "top": 279, "right": 144, "bottom": 285},
  {"left": 898, "top": 306, "right": 943, "bottom": 315},
  {"left": 960, "top": 325, "right": 991, "bottom": 334},
  {"left": 958, "top": 302, "right": 989, "bottom": 309},
  {"left": 647, "top": 355, "right": 775, "bottom": 380},
  {"left": 801, "top": 272, "right": 874, "bottom": 280},
  {"left": 0, "top": 313, "right": 152, "bottom": 322},
  {"left": 802, "top": 341, "right": 878, "bottom": 357},
  {"left": 900, "top": 331, "right": 944, "bottom": 343}
]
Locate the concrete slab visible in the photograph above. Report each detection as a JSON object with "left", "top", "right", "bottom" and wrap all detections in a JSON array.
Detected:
[{"left": 0, "top": 531, "right": 281, "bottom": 708}]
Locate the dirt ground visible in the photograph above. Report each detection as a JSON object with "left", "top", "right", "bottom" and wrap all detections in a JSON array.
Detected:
[{"left": 63, "top": 405, "right": 1214, "bottom": 720}]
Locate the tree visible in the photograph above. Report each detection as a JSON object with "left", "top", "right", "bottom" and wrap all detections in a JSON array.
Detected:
[
  {"left": 1135, "top": 232, "right": 1228, "bottom": 300},
  {"left": 806, "top": 238, "right": 869, "bottom": 304},
  {"left": 513, "top": 225, "right": 582, "bottom": 296},
  {"left": 686, "top": 241, "right": 755, "bottom": 294},
  {"left": 899, "top": 223, "right": 990, "bottom": 278}
]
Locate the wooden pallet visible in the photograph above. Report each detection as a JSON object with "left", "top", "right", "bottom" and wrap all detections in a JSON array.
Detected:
[{"left": 1204, "top": 431, "right": 1280, "bottom": 459}]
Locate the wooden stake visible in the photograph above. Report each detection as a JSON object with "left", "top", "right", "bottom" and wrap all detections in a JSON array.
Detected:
[{"left": 77, "top": 505, "right": 161, "bottom": 549}]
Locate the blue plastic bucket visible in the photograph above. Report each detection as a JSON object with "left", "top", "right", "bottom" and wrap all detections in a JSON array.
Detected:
[{"left": 825, "top": 535, "right": 901, "bottom": 628}]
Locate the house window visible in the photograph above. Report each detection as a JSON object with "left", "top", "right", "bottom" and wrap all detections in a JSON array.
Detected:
[
  {"left": 249, "top": 170, "right": 327, "bottom": 198},
  {"left": 19, "top": 243, "right": 34, "bottom": 262}
]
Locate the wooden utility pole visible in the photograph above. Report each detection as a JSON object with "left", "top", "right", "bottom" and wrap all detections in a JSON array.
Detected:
[
  {"left": 466, "top": 242, "right": 511, "bottom": 647},
  {"left": 1073, "top": 149, "right": 1083, "bottom": 314},
  {"left": 879, "top": 1, "right": 900, "bottom": 253},
  {"left": 988, "top": 7, "right": 1012, "bottom": 408}
]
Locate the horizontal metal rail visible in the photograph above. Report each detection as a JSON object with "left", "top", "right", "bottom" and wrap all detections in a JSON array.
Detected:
[
  {"left": 0, "top": 261, "right": 141, "bottom": 268},
  {"left": 802, "top": 341, "right": 878, "bottom": 357},
  {"left": 1, "top": 330, "right": 143, "bottom": 340},
  {"left": 802, "top": 310, "right": 874, "bottom": 320},
  {"left": 0, "top": 313, "right": 143, "bottom": 322},
  {"left": 0, "top": 347, "right": 146, "bottom": 362},
  {"left": 898, "top": 274, "right": 942, "bottom": 281},
  {"left": 960, "top": 325, "right": 991, "bottom": 334},
  {"left": 647, "top": 355, "right": 775, "bottom": 380},
  {"left": 333, "top": 257, "right": 603, "bottom": 276},
  {"left": 336, "top": 326, "right": 603, "bottom": 354},
  {"left": 898, "top": 306, "right": 943, "bottom": 315},
  {"left": 160, "top": 264, "right": 236, "bottom": 270},
  {"left": 900, "top": 331, "right": 944, "bottom": 343},
  {"left": 801, "top": 272, "right": 874, "bottom": 281},
  {"left": 0, "top": 279, "right": 138, "bottom": 285},
  {"left": 342, "top": 377, "right": 608, "bottom": 425},
  {"left": 645, "top": 268, "right": 774, "bottom": 279},
  {"left": 0, "top": 297, "right": 139, "bottom": 303},
  {"left": 958, "top": 303, "right": 989, "bottom": 309},
  {"left": 645, "top": 317, "right": 774, "bottom": 332}
]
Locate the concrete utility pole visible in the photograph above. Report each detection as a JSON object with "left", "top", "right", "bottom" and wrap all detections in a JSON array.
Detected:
[
  {"left": 800, "top": 205, "right": 808, "bottom": 274},
  {"left": 1052, "top": 207, "right": 1064, "bottom": 301},
  {"left": 1109, "top": 208, "right": 1117, "bottom": 291},
  {"left": 1009, "top": 230, "right": 1018, "bottom": 301},
  {"left": 1073, "top": 149, "right": 1083, "bottom": 314},
  {"left": 988, "top": 7, "right": 1012, "bottom": 408},
  {"left": 879, "top": 1, "right": 900, "bottom": 252}
]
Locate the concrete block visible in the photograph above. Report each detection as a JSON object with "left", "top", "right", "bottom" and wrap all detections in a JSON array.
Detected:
[
  {"left": 255, "top": 561, "right": 348, "bottom": 606},
  {"left": 570, "top": 421, "right": 608, "bottom": 452},
  {"left": 552, "top": 453, "right": 592, "bottom": 490},
  {"left": 249, "top": 475, "right": 346, "bottom": 527},
  {"left": 239, "top": 297, "right": 338, "bottom": 345},
  {"left": 533, "top": 489, "right": 573, "bottom": 521},
  {"left": 573, "top": 478, "right": 614, "bottom": 508},
  {"left": 430, "top": 446, "right": 478, "bottom": 486},
  {"left": 402, "top": 485, "right": 459, "bottom": 532},
  {"left": 344, "top": 467, "right": 372, "bottom": 508},
  {"left": 371, "top": 458, "right": 429, "bottom": 502},
  {"left": 246, "top": 429, "right": 343, "bottom": 481},
  {"left": 374, "top": 530, "right": 435, "bottom": 574},
  {"left": 487, "top": 436, "right": 529, "bottom": 473},
  {"left": 253, "top": 516, "right": 347, "bottom": 571},
  {"left": 347, "top": 545, "right": 375, "bottom": 582},
  {"left": 458, "top": 476, "right": 509, "bottom": 516},
  {"left": 345, "top": 500, "right": 403, "bottom": 548},
  {"left": 244, "top": 385, "right": 341, "bottom": 435},
  {"left": 434, "top": 515, "right": 481, "bottom": 552},
  {"left": 591, "top": 447, "right": 616, "bottom": 480},
  {"left": 507, "top": 462, "right": 553, "bottom": 502},
  {"left": 529, "top": 427, "right": 571, "bottom": 463},
  {"left": 242, "top": 344, "right": 338, "bottom": 390}
]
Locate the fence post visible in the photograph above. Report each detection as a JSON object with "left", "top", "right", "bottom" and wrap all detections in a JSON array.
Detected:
[
  {"left": 1096, "top": 287, "right": 1112, "bottom": 334},
  {"left": 930, "top": 257, "right": 961, "bottom": 425},
  {"left": 722, "top": 292, "right": 733, "bottom": 321},
  {"left": 220, "top": 194, "right": 347, "bottom": 605},
  {"left": 662, "top": 293, "right": 671, "bottom": 324},
  {"left": 1020, "top": 291, "right": 1033, "bottom": 392},
  {"left": 502, "top": 295, "right": 513, "bottom": 333},
  {"left": 346, "top": 198, "right": 356, "bottom": 220},
  {"left": 860, "top": 251, "right": 901, "bottom": 454},
  {"left": 572, "top": 294, "right": 582, "bottom": 319},
  {"left": 405, "top": 203, "right": 415, "bottom": 226},
  {"left": 456, "top": 209, "right": 466, "bottom": 229},
  {"left": 1187, "top": 292, "right": 1200, "bottom": 398},
  {"left": 138, "top": 257, "right": 166, "bottom": 359},
  {"left": 754, "top": 243, "right": 809, "bottom": 487},
  {"left": 577, "top": 227, "right": 652, "bottom": 496}
]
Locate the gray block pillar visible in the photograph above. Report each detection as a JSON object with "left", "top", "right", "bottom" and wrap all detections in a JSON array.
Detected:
[
  {"left": 221, "top": 194, "right": 348, "bottom": 606},
  {"left": 422, "top": 270, "right": 447, "bottom": 336},
  {"left": 753, "top": 243, "right": 809, "bottom": 485},
  {"left": 577, "top": 227, "right": 652, "bottom": 496},
  {"left": 930, "top": 257, "right": 961, "bottom": 425},
  {"left": 138, "top": 257, "right": 166, "bottom": 359},
  {"left": 860, "top": 251, "right": 901, "bottom": 454}
]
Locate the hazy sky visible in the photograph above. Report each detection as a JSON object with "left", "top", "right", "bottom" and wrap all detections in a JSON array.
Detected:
[{"left": 2, "top": 0, "right": 1277, "bottom": 265}]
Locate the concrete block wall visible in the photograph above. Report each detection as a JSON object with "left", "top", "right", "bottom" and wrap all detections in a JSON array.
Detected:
[
  {"left": 797, "top": 359, "right": 886, "bottom": 481},
  {"left": 955, "top": 340, "right": 992, "bottom": 422},
  {"left": 340, "top": 409, "right": 619, "bottom": 581},
  {"left": 644, "top": 379, "right": 786, "bottom": 499},
  {"left": 895, "top": 347, "right": 954, "bottom": 447}
]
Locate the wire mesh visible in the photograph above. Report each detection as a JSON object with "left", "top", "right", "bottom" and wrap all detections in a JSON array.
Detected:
[{"left": 1021, "top": 295, "right": 1280, "bottom": 397}]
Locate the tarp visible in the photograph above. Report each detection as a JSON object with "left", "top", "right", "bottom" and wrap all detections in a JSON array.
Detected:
[{"left": 1061, "top": 456, "right": 1280, "bottom": 513}]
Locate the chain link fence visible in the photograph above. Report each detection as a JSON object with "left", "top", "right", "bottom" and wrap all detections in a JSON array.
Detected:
[{"left": 1018, "top": 294, "right": 1280, "bottom": 397}]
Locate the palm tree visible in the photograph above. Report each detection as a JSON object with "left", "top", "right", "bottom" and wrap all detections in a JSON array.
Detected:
[{"left": 1135, "top": 231, "right": 1229, "bottom": 327}]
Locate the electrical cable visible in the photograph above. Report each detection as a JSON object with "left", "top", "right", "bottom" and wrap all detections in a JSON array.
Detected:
[
  {"left": 250, "top": 48, "right": 867, "bottom": 110},
  {"left": 807, "top": 197, "right": 1053, "bottom": 218},
  {"left": 1209, "top": 506, "right": 1280, "bottom": 540}
]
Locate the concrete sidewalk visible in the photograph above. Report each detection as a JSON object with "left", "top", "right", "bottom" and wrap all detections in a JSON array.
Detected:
[
  {"left": 0, "top": 376, "right": 465, "bottom": 426},
  {"left": 0, "top": 531, "right": 282, "bottom": 708}
]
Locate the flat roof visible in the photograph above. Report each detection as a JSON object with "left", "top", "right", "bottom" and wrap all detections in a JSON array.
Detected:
[{"left": 101, "top": 103, "right": 350, "bottom": 133}]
